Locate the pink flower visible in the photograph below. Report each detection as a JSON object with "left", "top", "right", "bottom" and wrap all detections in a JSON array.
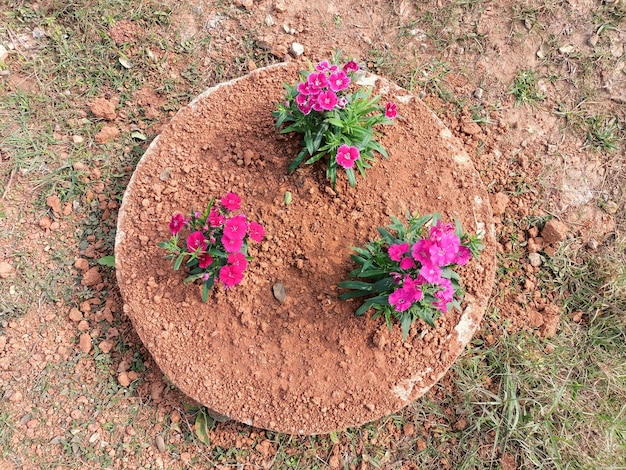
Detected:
[
  {"left": 221, "top": 192, "right": 241, "bottom": 211},
  {"left": 224, "top": 215, "right": 248, "bottom": 241},
  {"left": 315, "top": 60, "right": 331, "bottom": 71},
  {"left": 297, "top": 82, "right": 319, "bottom": 96},
  {"left": 208, "top": 209, "right": 225, "bottom": 227},
  {"left": 343, "top": 60, "right": 360, "bottom": 73},
  {"left": 432, "top": 278, "right": 454, "bottom": 313},
  {"left": 198, "top": 253, "right": 213, "bottom": 269},
  {"left": 411, "top": 239, "right": 433, "bottom": 265},
  {"left": 315, "top": 90, "right": 338, "bottom": 111},
  {"left": 248, "top": 221, "right": 265, "bottom": 242},
  {"left": 328, "top": 71, "right": 351, "bottom": 92},
  {"left": 399, "top": 257, "right": 416, "bottom": 270},
  {"left": 222, "top": 234, "right": 243, "bottom": 253},
  {"left": 307, "top": 72, "right": 329, "bottom": 89},
  {"left": 337, "top": 97, "right": 347, "bottom": 109},
  {"left": 389, "top": 287, "right": 414, "bottom": 312},
  {"left": 187, "top": 231, "right": 206, "bottom": 252},
  {"left": 227, "top": 252, "right": 248, "bottom": 274},
  {"left": 385, "top": 102, "right": 398, "bottom": 119},
  {"left": 430, "top": 220, "right": 455, "bottom": 242},
  {"left": 335, "top": 144, "right": 360, "bottom": 169},
  {"left": 428, "top": 235, "right": 460, "bottom": 267},
  {"left": 168, "top": 213, "right": 185, "bottom": 235},
  {"left": 455, "top": 245, "right": 472, "bottom": 265},
  {"left": 388, "top": 242, "right": 410, "bottom": 261},
  {"left": 219, "top": 265, "right": 243, "bottom": 287},
  {"left": 419, "top": 263, "right": 442, "bottom": 284}
]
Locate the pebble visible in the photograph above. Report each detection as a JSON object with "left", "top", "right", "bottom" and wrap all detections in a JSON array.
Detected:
[
  {"left": 155, "top": 434, "right": 166, "bottom": 453},
  {"left": 272, "top": 281, "right": 286, "bottom": 303},
  {"left": 78, "top": 333, "right": 92, "bottom": 353},
  {"left": 289, "top": 42, "right": 304, "bottom": 57},
  {"left": 8, "top": 390, "right": 23, "bottom": 403},
  {"left": 0, "top": 44, "right": 8, "bottom": 61},
  {"left": 0, "top": 261, "right": 14, "bottom": 279},
  {"left": 472, "top": 87, "right": 484, "bottom": 99},
  {"left": 528, "top": 252, "right": 542, "bottom": 267},
  {"left": 118, "top": 372, "right": 131, "bottom": 387},
  {"left": 265, "top": 14, "right": 275, "bottom": 27}
]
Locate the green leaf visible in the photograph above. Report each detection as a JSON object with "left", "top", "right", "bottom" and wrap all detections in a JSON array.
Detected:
[
  {"left": 201, "top": 278, "right": 213, "bottom": 302},
  {"left": 329, "top": 431, "right": 339, "bottom": 444},
  {"left": 400, "top": 312, "right": 413, "bottom": 340},
  {"left": 376, "top": 227, "right": 396, "bottom": 245},
  {"left": 304, "top": 152, "right": 326, "bottom": 165},
  {"left": 370, "top": 277, "right": 395, "bottom": 293},
  {"left": 194, "top": 410, "right": 214, "bottom": 445},
  {"left": 337, "top": 280, "right": 374, "bottom": 291},
  {"left": 418, "top": 307, "right": 436, "bottom": 328},
  {"left": 346, "top": 168, "right": 356, "bottom": 187},
  {"left": 355, "top": 295, "right": 389, "bottom": 316},
  {"left": 173, "top": 252, "right": 185, "bottom": 270},
  {"left": 326, "top": 117, "right": 344, "bottom": 128},
  {"left": 288, "top": 148, "right": 309, "bottom": 173},
  {"left": 98, "top": 255, "right": 115, "bottom": 267}
]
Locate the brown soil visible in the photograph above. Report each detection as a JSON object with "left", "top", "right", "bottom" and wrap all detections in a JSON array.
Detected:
[{"left": 115, "top": 62, "right": 496, "bottom": 434}]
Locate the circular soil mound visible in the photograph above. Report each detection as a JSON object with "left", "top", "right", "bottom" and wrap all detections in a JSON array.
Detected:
[{"left": 115, "top": 62, "right": 496, "bottom": 435}]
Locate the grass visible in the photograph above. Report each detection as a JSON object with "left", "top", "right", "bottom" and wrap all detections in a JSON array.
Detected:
[{"left": 1, "top": 0, "right": 626, "bottom": 468}]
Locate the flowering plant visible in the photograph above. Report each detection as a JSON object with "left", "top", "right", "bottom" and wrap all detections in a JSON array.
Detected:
[
  {"left": 158, "top": 192, "right": 265, "bottom": 302},
  {"left": 338, "top": 214, "right": 484, "bottom": 339},
  {"left": 273, "top": 59, "right": 398, "bottom": 187}
]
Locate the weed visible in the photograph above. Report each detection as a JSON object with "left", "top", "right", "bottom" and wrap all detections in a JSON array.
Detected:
[
  {"left": 509, "top": 69, "right": 546, "bottom": 106},
  {"left": 583, "top": 114, "right": 621, "bottom": 152}
]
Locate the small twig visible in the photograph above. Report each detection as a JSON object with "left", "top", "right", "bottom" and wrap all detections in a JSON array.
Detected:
[{"left": 2, "top": 167, "right": 16, "bottom": 199}]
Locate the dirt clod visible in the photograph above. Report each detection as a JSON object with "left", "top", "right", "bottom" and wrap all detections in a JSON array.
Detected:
[
  {"left": 0, "top": 261, "right": 14, "bottom": 279},
  {"left": 541, "top": 219, "right": 568, "bottom": 244},
  {"left": 46, "top": 194, "right": 61, "bottom": 214},
  {"left": 78, "top": 333, "right": 92, "bottom": 353},
  {"left": 89, "top": 97, "right": 117, "bottom": 120},
  {"left": 95, "top": 125, "right": 120, "bottom": 144},
  {"left": 81, "top": 267, "right": 102, "bottom": 286}
]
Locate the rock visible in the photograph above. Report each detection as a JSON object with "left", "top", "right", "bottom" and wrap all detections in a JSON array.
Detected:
[
  {"left": 68, "top": 308, "right": 83, "bottom": 322},
  {"left": 528, "top": 252, "right": 542, "bottom": 267},
  {"left": 490, "top": 192, "right": 510, "bottom": 216},
  {"left": 81, "top": 266, "right": 102, "bottom": 286},
  {"left": 0, "top": 44, "right": 8, "bottom": 61},
  {"left": 46, "top": 194, "right": 61, "bottom": 214},
  {"left": 461, "top": 120, "right": 482, "bottom": 135},
  {"left": 39, "top": 215, "right": 52, "bottom": 230},
  {"left": 541, "top": 220, "right": 568, "bottom": 244},
  {"left": 118, "top": 372, "right": 131, "bottom": 387},
  {"left": 89, "top": 97, "right": 117, "bottom": 120},
  {"left": 155, "top": 435, "right": 166, "bottom": 453},
  {"left": 8, "top": 390, "right": 23, "bottom": 403},
  {"left": 74, "top": 258, "right": 90, "bottom": 271},
  {"left": 77, "top": 320, "right": 89, "bottom": 331},
  {"left": 72, "top": 135, "right": 84, "bottom": 144},
  {"left": 256, "top": 35, "right": 274, "bottom": 51},
  {"left": 0, "top": 261, "right": 14, "bottom": 279},
  {"left": 274, "top": 0, "right": 287, "bottom": 12},
  {"left": 95, "top": 125, "right": 120, "bottom": 144},
  {"left": 78, "top": 333, "right": 92, "bottom": 353},
  {"left": 272, "top": 281, "right": 286, "bottom": 303},
  {"left": 472, "top": 87, "right": 484, "bottom": 99},
  {"left": 289, "top": 42, "right": 304, "bottom": 57},
  {"left": 235, "top": 0, "right": 253, "bottom": 10},
  {"left": 540, "top": 304, "right": 560, "bottom": 338},
  {"left": 99, "top": 340, "right": 114, "bottom": 353},
  {"left": 559, "top": 44, "right": 575, "bottom": 55},
  {"left": 402, "top": 422, "right": 415, "bottom": 436},
  {"left": 603, "top": 200, "right": 618, "bottom": 215},
  {"left": 264, "top": 14, "right": 275, "bottom": 27}
]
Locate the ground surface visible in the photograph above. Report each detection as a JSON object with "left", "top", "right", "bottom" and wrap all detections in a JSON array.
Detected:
[{"left": 0, "top": 0, "right": 625, "bottom": 469}]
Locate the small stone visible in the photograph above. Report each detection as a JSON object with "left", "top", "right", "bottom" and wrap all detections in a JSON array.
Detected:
[
  {"left": 155, "top": 435, "right": 166, "bottom": 453},
  {"left": 588, "top": 34, "right": 600, "bottom": 47},
  {"left": 461, "top": 120, "right": 482, "bottom": 135},
  {"left": 256, "top": 35, "right": 274, "bottom": 51},
  {"left": 603, "top": 200, "right": 618, "bottom": 215},
  {"left": 416, "top": 439, "right": 427, "bottom": 451},
  {"left": 289, "top": 42, "right": 304, "bottom": 57},
  {"left": 329, "top": 455, "right": 340, "bottom": 468},
  {"left": 235, "top": 0, "right": 253, "bottom": 10},
  {"left": 8, "top": 390, "right": 23, "bottom": 403},
  {"left": 402, "top": 423, "right": 415, "bottom": 436},
  {"left": 81, "top": 266, "right": 102, "bottom": 286},
  {"left": 117, "top": 372, "right": 131, "bottom": 387},
  {"left": 98, "top": 339, "right": 114, "bottom": 353},
  {"left": 95, "top": 125, "right": 120, "bottom": 144},
  {"left": 264, "top": 14, "right": 275, "bottom": 27},
  {"left": 528, "top": 252, "right": 542, "bottom": 267},
  {"left": 559, "top": 44, "right": 575, "bottom": 55},
  {"left": 89, "top": 97, "right": 117, "bottom": 120},
  {"left": 274, "top": 0, "right": 287, "bottom": 12},
  {"left": 490, "top": 192, "right": 510, "bottom": 216},
  {"left": 0, "top": 44, "right": 8, "bottom": 61},
  {"left": 39, "top": 215, "right": 52, "bottom": 230},
  {"left": 72, "top": 135, "right": 84, "bottom": 144},
  {"left": 472, "top": 87, "right": 484, "bottom": 99},
  {"left": 587, "top": 239, "right": 599, "bottom": 250},
  {"left": 77, "top": 320, "right": 89, "bottom": 331},
  {"left": 0, "top": 261, "right": 14, "bottom": 279},
  {"left": 170, "top": 410, "right": 181, "bottom": 423},
  {"left": 63, "top": 203, "right": 73, "bottom": 216},
  {"left": 46, "top": 194, "right": 61, "bottom": 214},
  {"left": 78, "top": 333, "right": 92, "bottom": 353},
  {"left": 541, "top": 219, "right": 568, "bottom": 244},
  {"left": 74, "top": 258, "right": 90, "bottom": 271},
  {"left": 69, "top": 308, "right": 83, "bottom": 322},
  {"left": 272, "top": 282, "right": 286, "bottom": 303}
]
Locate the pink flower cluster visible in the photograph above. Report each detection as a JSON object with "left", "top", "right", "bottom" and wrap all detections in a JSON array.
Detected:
[
  {"left": 168, "top": 192, "right": 265, "bottom": 288},
  {"left": 387, "top": 220, "right": 472, "bottom": 314},
  {"left": 295, "top": 60, "right": 357, "bottom": 115}
]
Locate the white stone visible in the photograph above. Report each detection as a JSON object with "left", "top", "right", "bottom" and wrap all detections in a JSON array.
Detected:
[
  {"left": 289, "top": 42, "right": 304, "bottom": 57},
  {"left": 0, "top": 45, "right": 8, "bottom": 61}
]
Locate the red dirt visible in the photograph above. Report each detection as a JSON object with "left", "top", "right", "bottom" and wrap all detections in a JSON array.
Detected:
[{"left": 115, "top": 62, "right": 496, "bottom": 434}]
